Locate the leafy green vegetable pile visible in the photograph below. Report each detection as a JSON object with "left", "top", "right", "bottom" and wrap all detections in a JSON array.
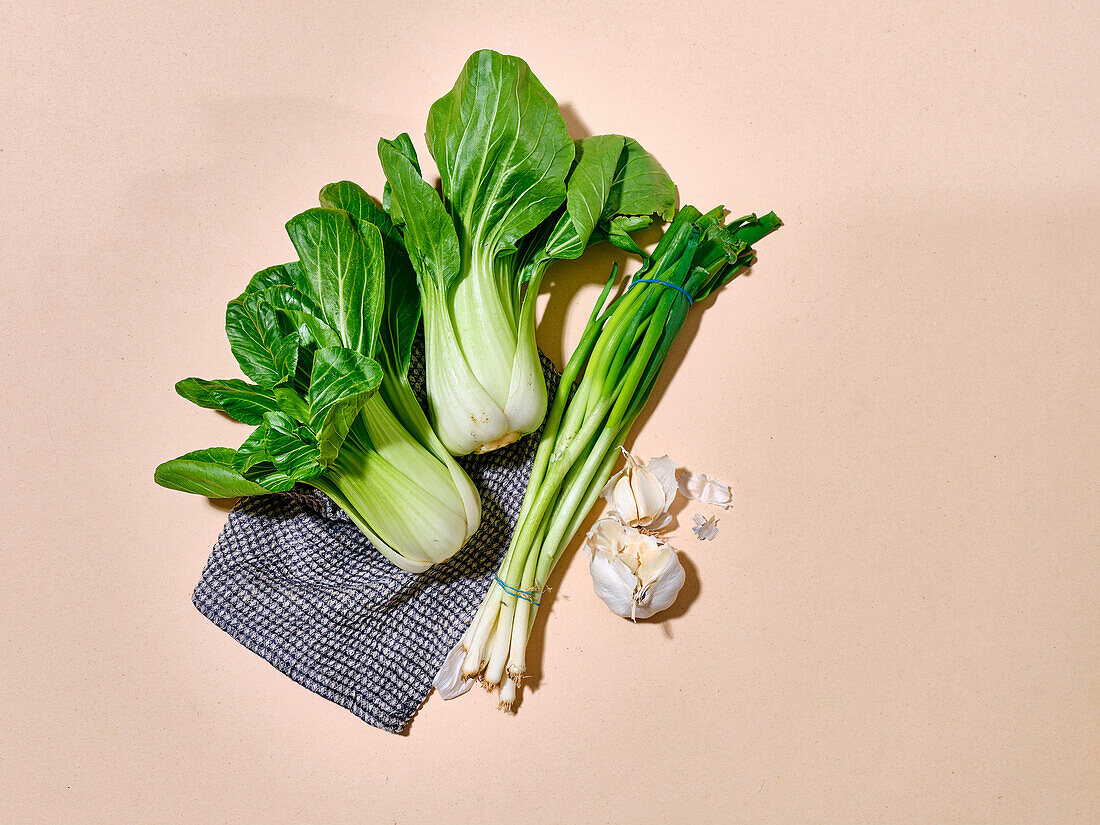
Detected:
[{"left": 158, "top": 48, "right": 780, "bottom": 712}]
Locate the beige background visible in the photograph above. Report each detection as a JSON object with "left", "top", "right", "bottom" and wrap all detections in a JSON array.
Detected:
[{"left": 2, "top": 1, "right": 1097, "bottom": 822}]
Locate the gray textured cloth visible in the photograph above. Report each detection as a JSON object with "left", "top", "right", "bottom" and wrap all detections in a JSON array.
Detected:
[{"left": 192, "top": 348, "right": 560, "bottom": 733}]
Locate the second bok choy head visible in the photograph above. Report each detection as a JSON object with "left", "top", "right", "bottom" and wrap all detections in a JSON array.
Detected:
[
  {"left": 378, "top": 48, "right": 677, "bottom": 456},
  {"left": 154, "top": 183, "right": 480, "bottom": 573}
]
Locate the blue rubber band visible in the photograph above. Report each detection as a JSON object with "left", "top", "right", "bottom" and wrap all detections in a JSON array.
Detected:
[
  {"left": 628, "top": 277, "right": 694, "bottom": 305},
  {"left": 494, "top": 573, "right": 541, "bottom": 606}
]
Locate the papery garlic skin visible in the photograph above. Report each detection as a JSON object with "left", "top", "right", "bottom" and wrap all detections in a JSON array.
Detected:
[
  {"left": 631, "top": 550, "right": 686, "bottom": 619},
  {"left": 584, "top": 517, "right": 686, "bottom": 620},
  {"left": 677, "top": 471, "right": 733, "bottom": 508},
  {"left": 433, "top": 641, "right": 475, "bottom": 700},
  {"left": 588, "top": 551, "right": 640, "bottom": 618},
  {"left": 692, "top": 513, "right": 719, "bottom": 541},
  {"left": 600, "top": 451, "right": 678, "bottom": 529}
]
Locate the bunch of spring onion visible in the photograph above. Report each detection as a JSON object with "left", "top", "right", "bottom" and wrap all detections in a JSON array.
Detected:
[{"left": 435, "top": 206, "right": 781, "bottom": 708}]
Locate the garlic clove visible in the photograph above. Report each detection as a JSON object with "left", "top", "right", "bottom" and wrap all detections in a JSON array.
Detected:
[
  {"left": 645, "top": 454, "right": 679, "bottom": 512},
  {"left": 597, "top": 474, "right": 617, "bottom": 502},
  {"left": 616, "top": 549, "right": 642, "bottom": 575},
  {"left": 603, "top": 449, "right": 677, "bottom": 528},
  {"left": 434, "top": 641, "right": 475, "bottom": 700},
  {"left": 619, "top": 527, "right": 664, "bottom": 574},
  {"left": 632, "top": 549, "right": 686, "bottom": 619},
  {"left": 599, "top": 449, "right": 636, "bottom": 512},
  {"left": 588, "top": 551, "right": 640, "bottom": 618},
  {"left": 584, "top": 517, "right": 626, "bottom": 557},
  {"left": 627, "top": 470, "right": 668, "bottom": 526},
  {"left": 635, "top": 543, "right": 675, "bottom": 587},
  {"left": 677, "top": 471, "right": 733, "bottom": 508}
]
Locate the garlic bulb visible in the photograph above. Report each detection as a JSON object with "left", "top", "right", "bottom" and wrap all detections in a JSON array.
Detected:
[
  {"left": 600, "top": 450, "right": 678, "bottom": 530},
  {"left": 677, "top": 471, "right": 733, "bottom": 508},
  {"left": 584, "top": 518, "right": 686, "bottom": 620}
]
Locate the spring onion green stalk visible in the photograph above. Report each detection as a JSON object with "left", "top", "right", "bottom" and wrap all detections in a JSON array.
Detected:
[
  {"left": 379, "top": 49, "right": 676, "bottom": 456},
  {"left": 154, "top": 183, "right": 480, "bottom": 573},
  {"left": 435, "top": 206, "right": 781, "bottom": 707}
]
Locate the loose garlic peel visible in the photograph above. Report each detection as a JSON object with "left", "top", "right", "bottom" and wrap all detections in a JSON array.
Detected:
[
  {"left": 433, "top": 641, "right": 475, "bottom": 700},
  {"left": 677, "top": 470, "right": 733, "bottom": 508},
  {"left": 585, "top": 518, "right": 686, "bottom": 620},
  {"left": 692, "top": 513, "right": 719, "bottom": 541}
]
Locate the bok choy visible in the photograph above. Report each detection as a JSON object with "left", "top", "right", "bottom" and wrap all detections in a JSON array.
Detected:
[
  {"left": 379, "top": 48, "right": 676, "bottom": 456},
  {"left": 435, "top": 206, "right": 781, "bottom": 707},
  {"left": 155, "top": 185, "right": 480, "bottom": 573}
]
